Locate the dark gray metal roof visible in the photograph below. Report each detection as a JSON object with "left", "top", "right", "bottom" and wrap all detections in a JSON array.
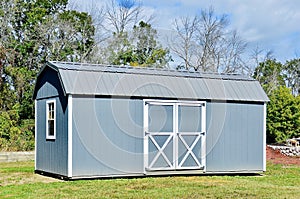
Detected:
[{"left": 39, "top": 61, "right": 269, "bottom": 102}]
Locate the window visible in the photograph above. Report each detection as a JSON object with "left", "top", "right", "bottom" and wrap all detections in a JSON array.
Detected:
[{"left": 46, "top": 100, "right": 56, "bottom": 139}]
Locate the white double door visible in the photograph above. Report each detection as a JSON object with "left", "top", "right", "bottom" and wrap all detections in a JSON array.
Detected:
[{"left": 144, "top": 100, "right": 206, "bottom": 171}]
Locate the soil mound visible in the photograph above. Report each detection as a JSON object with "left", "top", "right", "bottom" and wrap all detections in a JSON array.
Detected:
[{"left": 266, "top": 145, "right": 300, "bottom": 165}]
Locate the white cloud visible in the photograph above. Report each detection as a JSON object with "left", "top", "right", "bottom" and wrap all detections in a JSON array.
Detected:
[
  {"left": 225, "top": 0, "right": 300, "bottom": 40},
  {"left": 70, "top": 0, "right": 300, "bottom": 62},
  {"left": 219, "top": 0, "right": 300, "bottom": 61},
  {"left": 142, "top": 0, "right": 300, "bottom": 61}
]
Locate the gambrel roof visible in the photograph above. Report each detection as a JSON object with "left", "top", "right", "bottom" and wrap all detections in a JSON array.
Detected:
[{"left": 33, "top": 61, "right": 269, "bottom": 102}]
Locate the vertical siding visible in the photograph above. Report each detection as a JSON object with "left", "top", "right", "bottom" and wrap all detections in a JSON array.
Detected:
[
  {"left": 35, "top": 67, "right": 68, "bottom": 176},
  {"left": 72, "top": 97, "right": 144, "bottom": 177},
  {"left": 36, "top": 97, "right": 68, "bottom": 176},
  {"left": 206, "top": 102, "right": 264, "bottom": 172},
  {"left": 35, "top": 67, "right": 64, "bottom": 99}
]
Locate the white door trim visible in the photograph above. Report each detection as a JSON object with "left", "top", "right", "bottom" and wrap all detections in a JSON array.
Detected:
[{"left": 143, "top": 99, "right": 206, "bottom": 171}]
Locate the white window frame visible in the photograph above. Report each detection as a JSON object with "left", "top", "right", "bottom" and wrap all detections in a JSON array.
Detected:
[{"left": 46, "top": 99, "right": 56, "bottom": 140}]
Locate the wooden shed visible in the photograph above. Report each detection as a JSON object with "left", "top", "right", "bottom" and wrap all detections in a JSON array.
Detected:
[{"left": 33, "top": 61, "right": 269, "bottom": 179}]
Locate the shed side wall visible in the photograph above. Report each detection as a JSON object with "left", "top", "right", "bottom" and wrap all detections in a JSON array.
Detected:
[
  {"left": 206, "top": 102, "right": 264, "bottom": 172},
  {"left": 72, "top": 97, "right": 144, "bottom": 177},
  {"left": 35, "top": 68, "right": 68, "bottom": 176}
]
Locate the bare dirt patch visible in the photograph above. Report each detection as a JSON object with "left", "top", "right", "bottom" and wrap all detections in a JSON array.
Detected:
[
  {"left": 0, "top": 161, "right": 60, "bottom": 186},
  {"left": 266, "top": 145, "right": 300, "bottom": 166}
]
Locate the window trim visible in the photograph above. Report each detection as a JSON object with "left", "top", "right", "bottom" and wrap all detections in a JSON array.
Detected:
[{"left": 46, "top": 99, "right": 56, "bottom": 140}]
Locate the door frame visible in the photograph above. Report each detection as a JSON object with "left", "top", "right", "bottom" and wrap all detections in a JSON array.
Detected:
[{"left": 143, "top": 99, "right": 206, "bottom": 173}]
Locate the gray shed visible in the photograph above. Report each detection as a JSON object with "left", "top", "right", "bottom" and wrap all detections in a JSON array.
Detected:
[{"left": 33, "top": 61, "right": 269, "bottom": 179}]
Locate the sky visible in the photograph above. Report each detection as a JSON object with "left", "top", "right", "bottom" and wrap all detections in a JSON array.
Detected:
[{"left": 71, "top": 0, "right": 300, "bottom": 64}]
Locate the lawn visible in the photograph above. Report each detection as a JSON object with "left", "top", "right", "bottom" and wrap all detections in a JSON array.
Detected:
[{"left": 0, "top": 161, "right": 299, "bottom": 198}]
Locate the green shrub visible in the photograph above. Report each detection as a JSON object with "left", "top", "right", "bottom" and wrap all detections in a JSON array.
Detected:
[
  {"left": 267, "top": 86, "right": 300, "bottom": 143},
  {"left": 0, "top": 110, "right": 34, "bottom": 151}
]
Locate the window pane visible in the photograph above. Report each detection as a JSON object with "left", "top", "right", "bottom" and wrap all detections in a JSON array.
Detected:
[
  {"left": 178, "top": 105, "right": 201, "bottom": 132},
  {"left": 49, "top": 111, "right": 52, "bottom": 119},
  {"left": 148, "top": 105, "right": 173, "bottom": 132},
  {"left": 48, "top": 120, "right": 54, "bottom": 136},
  {"left": 48, "top": 103, "right": 54, "bottom": 119}
]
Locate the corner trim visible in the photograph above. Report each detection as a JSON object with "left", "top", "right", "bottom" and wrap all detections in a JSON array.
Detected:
[
  {"left": 35, "top": 100, "right": 37, "bottom": 170},
  {"left": 68, "top": 95, "right": 73, "bottom": 177},
  {"left": 201, "top": 101, "right": 207, "bottom": 172},
  {"left": 143, "top": 100, "right": 148, "bottom": 174},
  {"left": 263, "top": 103, "right": 267, "bottom": 172}
]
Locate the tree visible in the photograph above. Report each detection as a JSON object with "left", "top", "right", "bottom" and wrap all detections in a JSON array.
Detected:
[
  {"left": 0, "top": 106, "right": 34, "bottom": 151},
  {"left": 85, "top": 0, "right": 157, "bottom": 65},
  {"left": 169, "top": 7, "right": 247, "bottom": 73},
  {"left": 0, "top": 0, "right": 95, "bottom": 118},
  {"left": 36, "top": 10, "right": 95, "bottom": 63},
  {"left": 195, "top": 7, "right": 229, "bottom": 72},
  {"left": 105, "top": 0, "right": 143, "bottom": 34},
  {"left": 0, "top": 0, "right": 95, "bottom": 150},
  {"left": 267, "top": 86, "right": 300, "bottom": 143},
  {"left": 132, "top": 21, "right": 172, "bottom": 67},
  {"left": 250, "top": 46, "right": 274, "bottom": 68},
  {"left": 243, "top": 46, "right": 274, "bottom": 76},
  {"left": 168, "top": 16, "right": 198, "bottom": 70},
  {"left": 282, "top": 59, "right": 300, "bottom": 96},
  {"left": 253, "top": 59, "right": 285, "bottom": 95},
  {"left": 106, "top": 31, "right": 135, "bottom": 65},
  {"left": 104, "top": 21, "right": 172, "bottom": 67},
  {"left": 8, "top": 0, "right": 69, "bottom": 69},
  {"left": 221, "top": 30, "right": 247, "bottom": 73},
  {"left": 252, "top": 58, "right": 300, "bottom": 143},
  {"left": 4, "top": 66, "right": 36, "bottom": 119}
]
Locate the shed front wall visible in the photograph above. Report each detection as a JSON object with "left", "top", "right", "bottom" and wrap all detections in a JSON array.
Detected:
[
  {"left": 71, "top": 96, "right": 144, "bottom": 177},
  {"left": 71, "top": 96, "right": 265, "bottom": 177},
  {"left": 205, "top": 102, "right": 264, "bottom": 172},
  {"left": 35, "top": 67, "right": 69, "bottom": 176}
]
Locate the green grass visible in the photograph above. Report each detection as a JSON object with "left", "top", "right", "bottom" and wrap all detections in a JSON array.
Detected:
[{"left": 1, "top": 161, "right": 299, "bottom": 198}]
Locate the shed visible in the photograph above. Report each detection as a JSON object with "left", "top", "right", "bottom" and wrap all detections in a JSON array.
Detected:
[{"left": 33, "top": 61, "right": 269, "bottom": 179}]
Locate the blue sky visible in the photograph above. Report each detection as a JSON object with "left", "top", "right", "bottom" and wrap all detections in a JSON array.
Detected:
[{"left": 71, "top": 0, "right": 300, "bottom": 63}]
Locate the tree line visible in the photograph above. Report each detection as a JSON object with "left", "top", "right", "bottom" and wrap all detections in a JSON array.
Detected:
[
  {"left": 254, "top": 59, "right": 300, "bottom": 143},
  {"left": 0, "top": 0, "right": 299, "bottom": 150}
]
